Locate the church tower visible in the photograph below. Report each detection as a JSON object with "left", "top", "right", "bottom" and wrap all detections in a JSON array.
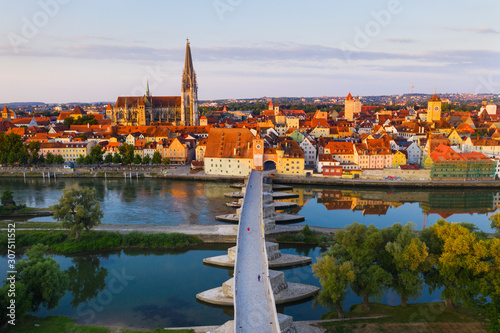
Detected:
[
  {"left": 427, "top": 92, "right": 442, "bottom": 122},
  {"left": 181, "top": 39, "right": 199, "bottom": 126}
]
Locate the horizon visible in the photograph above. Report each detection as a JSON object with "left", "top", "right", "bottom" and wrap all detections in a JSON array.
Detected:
[{"left": 1, "top": 1, "right": 500, "bottom": 103}]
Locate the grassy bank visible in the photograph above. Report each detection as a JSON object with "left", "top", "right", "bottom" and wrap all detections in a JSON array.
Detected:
[
  {"left": 5, "top": 315, "right": 194, "bottom": 333},
  {"left": 320, "top": 303, "right": 487, "bottom": 333},
  {"left": 276, "top": 224, "right": 333, "bottom": 246},
  {"left": 0, "top": 205, "right": 45, "bottom": 216},
  {"left": 0, "top": 229, "right": 202, "bottom": 254}
]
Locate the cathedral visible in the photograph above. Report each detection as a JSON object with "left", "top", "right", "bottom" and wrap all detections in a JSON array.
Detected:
[{"left": 107, "top": 40, "right": 199, "bottom": 126}]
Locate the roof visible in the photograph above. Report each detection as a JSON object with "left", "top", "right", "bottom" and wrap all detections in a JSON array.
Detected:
[
  {"left": 115, "top": 96, "right": 181, "bottom": 108},
  {"left": 429, "top": 93, "right": 441, "bottom": 102},
  {"left": 71, "top": 105, "right": 86, "bottom": 115},
  {"left": 346, "top": 92, "right": 354, "bottom": 100},
  {"left": 204, "top": 128, "right": 255, "bottom": 159}
]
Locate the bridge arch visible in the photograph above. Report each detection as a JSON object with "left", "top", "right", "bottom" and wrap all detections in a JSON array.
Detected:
[{"left": 263, "top": 160, "right": 276, "bottom": 171}]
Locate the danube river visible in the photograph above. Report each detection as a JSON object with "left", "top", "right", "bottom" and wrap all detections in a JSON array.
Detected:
[{"left": 0, "top": 177, "right": 497, "bottom": 329}]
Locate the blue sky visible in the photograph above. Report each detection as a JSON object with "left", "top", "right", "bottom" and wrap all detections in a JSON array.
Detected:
[{"left": 1, "top": 0, "right": 499, "bottom": 103}]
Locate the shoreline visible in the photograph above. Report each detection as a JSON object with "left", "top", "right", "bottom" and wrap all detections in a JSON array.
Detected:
[{"left": 2, "top": 166, "right": 500, "bottom": 188}]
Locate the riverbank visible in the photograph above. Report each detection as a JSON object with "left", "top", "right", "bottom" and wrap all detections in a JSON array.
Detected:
[{"left": 2, "top": 165, "right": 500, "bottom": 188}]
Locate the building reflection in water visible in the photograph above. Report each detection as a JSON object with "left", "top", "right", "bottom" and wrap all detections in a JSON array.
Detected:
[{"left": 281, "top": 187, "right": 500, "bottom": 229}]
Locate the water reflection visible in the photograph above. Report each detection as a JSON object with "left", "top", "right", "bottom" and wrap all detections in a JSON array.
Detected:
[
  {"left": 66, "top": 254, "right": 108, "bottom": 307},
  {"left": 279, "top": 186, "right": 498, "bottom": 232},
  {"left": 1, "top": 178, "right": 497, "bottom": 231}
]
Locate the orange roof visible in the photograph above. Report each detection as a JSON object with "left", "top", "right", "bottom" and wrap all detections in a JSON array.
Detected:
[
  {"left": 57, "top": 112, "right": 72, "bottom": 121},
  {"left": 429, "top": 93, "right": 441, "bottom": 102},
  {"left": 460, "top": 151, "right": 492, "bottom": 162},
  {"left": 71, "top": 105, "right": 86, "bottom": 115},
  {"left": 346, "top": 92, "right": 354, "bottom": 100},
  {"left": 106, "top": 103, "right": 113, "bottom": 111},
  {"left": 205, "top": 128, "right": 254, "bottom": 159},
  {"left": 430, "top": 144, "right": 463, "bottom": 162},
  {"left": 325, "top": 141, "right": 355, "bottom": 154}
]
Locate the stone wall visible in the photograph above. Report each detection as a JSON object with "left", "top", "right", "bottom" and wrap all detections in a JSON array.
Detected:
[{"left": 361, "top": 168, "right": 431, "bottom": 180}]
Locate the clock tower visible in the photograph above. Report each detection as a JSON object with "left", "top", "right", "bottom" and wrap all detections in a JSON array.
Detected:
[
  {"left": 253, "top": 136, "right": 264, "bottom": 170},
  {"left": 427, "top": 92, "right": 442, "bottom": 122}
]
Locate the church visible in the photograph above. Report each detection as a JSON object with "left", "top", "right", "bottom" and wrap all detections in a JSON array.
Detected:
[{"left": 107, "top": 40, "right": 199, "bottom": 126}]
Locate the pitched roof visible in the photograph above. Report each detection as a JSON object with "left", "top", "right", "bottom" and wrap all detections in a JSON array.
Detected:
[
  {"left": 429, "top": 93, "right": 441, "bottom": 102},
  {"left": 205, "top": 128, "right": 255, "bottom": 159}
]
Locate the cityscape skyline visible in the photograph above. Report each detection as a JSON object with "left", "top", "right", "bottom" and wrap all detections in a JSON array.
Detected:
[{"left": 1, "top": 0, "right": 500, "bottom": 103}]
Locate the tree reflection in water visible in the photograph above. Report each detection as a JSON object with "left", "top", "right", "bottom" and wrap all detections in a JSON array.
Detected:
[{"left": 66, "top": 254, "right": 109, "bottom": 307}]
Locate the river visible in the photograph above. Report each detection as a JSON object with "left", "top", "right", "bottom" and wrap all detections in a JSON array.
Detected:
[{"left": 0, "top": 177, "right": 496, "bottom": 329}]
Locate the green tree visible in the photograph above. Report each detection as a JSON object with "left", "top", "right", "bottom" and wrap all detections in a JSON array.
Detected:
[
  {"left": 89, "top": 144, "right": 104, "bottom": 164},
  {"left": 1, "top": 190, "right": 15, "bottom": 206},
  {"left": 118, "top": 143, "right": 134, "bottom": 165},
  {"left": 312, "top": 257, "right": 355, "bottom": 318},
  {"left": 104, "top": 153, "right": 113, "bottom": 164},
  {"left": 0, "top": 280, "right": 31, "bottom": 326},
  {"left": 50, "top": 186, "right": 104, "bottom": 239},
  {"left": 480, "top": 238, "right": 500, "bottom": 331},
  {"left": 330, "top": 222, "right": 392, "bottom": 310},
  {"left": 75, "top": 155, "right": 85, "bottom": 165},
  {"left": 489, "top": 212, "right": 500, "bottom": 236},
  {"left": 152, "top": 151, "right": 162, "bottom": 165},
  {"left": 82, "top": 155, "right": 92, "bottom": 165},
  {"left": 63, "top": 117, "right": 75, "bottom": 127},
  {"left": 45, "top": 151, "right": 54, "bottom": 164},
  {"left": 423, "top": 220, "right": 489, "bottom": 309},
  {"left": 53, "top": 154, "right": 65, "bottom": 164},
  {"left": 133, "top": 154, "right": 142, "bottom": 165},
  {"left": 385, "top": 223, "right": 430, "bottom": 307},
  {"left": 0, "top": 132, "right": 29, "bottom": 165},
  {"left": 142, "top": 154, "right": 151, "bottom": 165},
  {"left": 27, "top": 141, "right": 41, "bottom": 165},
  {"left": 162, "top": 157, "right": 171, "bottom": 165},
  {"left": 112, "top": 152, "right": 122, "bottom": 164},
  {"left": 16, "top": 244, "right": 69, "bottom": 311}
]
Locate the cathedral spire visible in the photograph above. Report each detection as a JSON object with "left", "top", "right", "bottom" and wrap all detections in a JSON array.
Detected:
[
  {"left": 184, "top": 38, "right": 194, "bottom": 77},
  {"left": 146, "top": 79, "right": 150, "bottom": 98},
  {"left": 181, "top": 38, "right": 198, "bottom": 126}
]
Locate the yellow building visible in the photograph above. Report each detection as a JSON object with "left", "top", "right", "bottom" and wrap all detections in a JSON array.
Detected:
[
  {"left": 61, "top": 142, "right": 95, "bottom": 162},
  {"left": 158, "top": 137, "right": 191, "bottom": 164},
  {"left": 427, "top": 93, "right": 442, "bottom": 122},
  {"left": 276, "top": 138, "right": 305, "bottom": 176},
  {"left": 447, "top": 129, "right": 463, "bottom": 148},
  {"left": 392, "top": 150, "right": 407, "bottom": 168}
]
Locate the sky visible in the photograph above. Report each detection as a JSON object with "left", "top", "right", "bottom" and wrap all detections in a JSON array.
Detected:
[{"left": 1, "top": 0, "right": 500, "bottom": 103}]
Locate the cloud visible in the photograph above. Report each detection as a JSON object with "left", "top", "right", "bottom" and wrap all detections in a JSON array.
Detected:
[
  {"left": 442, "top": 26, "right": 499, "bottom": 34},
  {"left": 2, "top": 41, "right": 500, "bottom": 74},
  {"left": 383, "top": 38, "right": 416, "bottom": 43}
]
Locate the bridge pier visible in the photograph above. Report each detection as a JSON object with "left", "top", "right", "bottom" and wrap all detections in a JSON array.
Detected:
[{"left": 198, "top": 171, "right": 319, "bottom": 333}]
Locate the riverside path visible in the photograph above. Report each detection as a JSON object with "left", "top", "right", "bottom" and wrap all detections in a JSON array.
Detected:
[{"left": 233, "top": 170, "right": 280, "bottom": 333}]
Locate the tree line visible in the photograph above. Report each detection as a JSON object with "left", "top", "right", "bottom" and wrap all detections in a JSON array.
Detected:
[
  {"left": 0, "top": 133, "right": 170, "bottom": 166},
  {"left": 313, "top": 218, "right": 500, "bottom": 331}
]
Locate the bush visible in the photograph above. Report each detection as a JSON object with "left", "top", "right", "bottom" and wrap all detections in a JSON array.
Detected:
[
  {"left": 50, "top": 231, "right": 121, "bottom": 254},
  {"left": 0, "top": 230, "right": 201, "bottom": 254}
]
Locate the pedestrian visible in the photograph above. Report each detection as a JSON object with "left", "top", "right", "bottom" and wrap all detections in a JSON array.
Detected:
[
  {"left": 247, "top": 227, "right": 250, "bottom": 233},
  {"left": 258, "top": 274, "right": 261, "bottom": 281}
]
